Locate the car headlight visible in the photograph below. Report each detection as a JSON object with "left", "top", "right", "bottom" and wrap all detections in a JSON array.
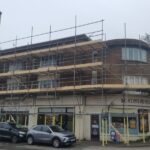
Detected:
[
  {"left": 19, "top": 131, "right": 25, "bottom": 137},
  {"left": 63, "top": 137, "right": 69, "bottom": 142}
]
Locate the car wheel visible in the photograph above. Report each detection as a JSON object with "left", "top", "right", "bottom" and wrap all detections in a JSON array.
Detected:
[
  {"left": 52, "top": 138, "right": 61, "bottom": 148},
  {"left": 27, "top": 136, "right": 34, "bottom": 145},
  {"left": 12, "top": 136, "right": 18, "bottom": 143}
]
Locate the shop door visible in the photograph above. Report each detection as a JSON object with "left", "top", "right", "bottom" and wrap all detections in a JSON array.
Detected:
[{"left": 91, "top": 115, "right": 99, "bottom": 141}]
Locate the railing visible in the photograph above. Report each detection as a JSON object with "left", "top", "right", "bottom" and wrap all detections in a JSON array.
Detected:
[{"left": 0, "top": 54, "right": 102, "bottom": 74}]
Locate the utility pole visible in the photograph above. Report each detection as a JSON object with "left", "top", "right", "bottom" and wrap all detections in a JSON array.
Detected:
[{"left": 0, "top": 11, "right": 2, "bottom": 24}]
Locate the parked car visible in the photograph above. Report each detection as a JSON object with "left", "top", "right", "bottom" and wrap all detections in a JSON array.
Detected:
[
  {"left": 27, "top": 125, "right": 76, "bottom": 148},
  {"left": 0, "top": 122, "right": 27, "bottom": 143}
]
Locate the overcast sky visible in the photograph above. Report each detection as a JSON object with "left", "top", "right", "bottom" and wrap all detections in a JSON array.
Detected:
[{"left": 0, "top": 0, "right": 150, "bottom": 49}]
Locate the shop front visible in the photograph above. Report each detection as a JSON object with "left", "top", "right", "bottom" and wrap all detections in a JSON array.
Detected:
[
  {"left": 0, "top": 110, "right": 29, "bottom": 127},
  {"left": 101, "top": 108, "right": 150, "bottom": 141},
  {"left": 37, "top": 107, "right": 75, "bottom": 132}
]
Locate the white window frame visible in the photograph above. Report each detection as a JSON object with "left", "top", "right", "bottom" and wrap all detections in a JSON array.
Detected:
[
  {"left": 122, "top": 47, "right": 147, "bottom": 62},
  {"left": 123, "top": 76, "right": 148, "bottom": 85}
]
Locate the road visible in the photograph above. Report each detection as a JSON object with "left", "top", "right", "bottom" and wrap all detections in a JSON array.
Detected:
[{"left": 0, "top": 141, "right": 150, "bottom": 150}]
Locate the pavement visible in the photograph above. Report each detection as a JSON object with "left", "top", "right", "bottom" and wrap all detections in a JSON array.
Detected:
[
  {"left": 77, "top": 140, "right": 150, "bottom": 148},
  {"left": 0, "top": 141, "right": 150, "bottom": 150}
]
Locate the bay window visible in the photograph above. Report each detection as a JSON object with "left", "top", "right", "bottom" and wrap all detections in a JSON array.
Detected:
[{"left": 122, "top": 47, "right": 147, "bottom": 62}]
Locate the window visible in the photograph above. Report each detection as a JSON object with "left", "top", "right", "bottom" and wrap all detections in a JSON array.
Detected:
[
  {"left": 40, "top": 55, "right": 57, "bottom": 67},
  {"left": 123, "top": 76, "right": 148, "bottom": 85},
  {"left": 92, "top": 51, "right": 98, "bottom": 62},
  {"left": 33, "top": 126, "right": 42, "bottom": 131},
  {"left": 112, "top": 116, "right": 138, "bottom": 134},
  {"left": 138, "top": 109, "right": 149, "bottom": 132},
  {"left": 7, "top": 78, "right": 20, "bottom": 90},
  {"left": 42, "top": 126, "right": 51, "bottom": 133},
  {"left": 38, "top": 79, "right": 57, "bottom": 88},
  {"left": 91, "top": 71, "right": 97, "bottom": 84},
  {"left": 0, "top": 113, "right": 29, "bottom": 126},
  {"left": 2, "top": 123, "right": 10, "bottom": 129},
  {"left": 0, "top": 123, "right": 9, "bottom": 129},
  {"left": 50, "top": 125, "right": 64, "bottom": 132},
  {"left": 122, "top": 48, "right": 147, "bottom": 62},
  {"left": 9, "top": 61, "right": 22, "bottom": 71}
]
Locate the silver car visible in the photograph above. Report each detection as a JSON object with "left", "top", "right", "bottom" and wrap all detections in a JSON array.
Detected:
[{"left": 26, "top": 125, "right": 76, "bottom": 148}]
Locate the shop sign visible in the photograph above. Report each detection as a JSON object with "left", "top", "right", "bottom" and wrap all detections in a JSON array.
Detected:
[{"left": 121, "top": 98, "right": 150, "bottom": 105}]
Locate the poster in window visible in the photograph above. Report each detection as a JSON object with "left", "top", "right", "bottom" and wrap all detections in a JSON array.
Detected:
[
  {"left": 129, "top": 118, "right": 136, "bottom": 129},
  {"left": 138, "top": 109, "right": 149, "bottom": 132}
]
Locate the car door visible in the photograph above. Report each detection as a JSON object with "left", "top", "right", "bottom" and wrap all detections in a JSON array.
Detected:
[
  {"left": 0, "top": 123, "right": 11, "bottom": 139},
  {"left": 31, "top": 125, "right": 43, "bottom": 142},
  {"left": 0, "top": 123, "right": 4, "bottom": 138},
  {"left": 40, "top": 126, "right": 53, "bottom": 143}
]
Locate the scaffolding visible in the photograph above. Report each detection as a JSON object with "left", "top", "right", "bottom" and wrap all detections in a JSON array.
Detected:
[{"left": 0, "top": 19, "right": 150, "bottom": 143}]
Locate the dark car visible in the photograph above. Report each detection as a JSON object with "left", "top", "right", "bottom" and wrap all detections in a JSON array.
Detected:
[
  {"left": 0, "top": 122, "right": 27, "bottom": 143},
  {"left": 27, "top": 125, "right": 76, "bottom": 148}
]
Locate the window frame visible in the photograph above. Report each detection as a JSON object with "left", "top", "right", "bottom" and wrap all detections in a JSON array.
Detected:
[{"left": 122, "top": 47, "right": 147, "bottom": 63}]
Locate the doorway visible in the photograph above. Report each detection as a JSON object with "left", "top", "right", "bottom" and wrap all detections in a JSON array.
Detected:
[{"left": 91, "top": 115, "right": 99, "bottom": 141}]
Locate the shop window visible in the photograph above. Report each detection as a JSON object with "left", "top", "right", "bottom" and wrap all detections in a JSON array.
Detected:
[
  {"left": 37, "top": 107, "right": 74, "bottom": 132},
  {"left": 37, "top": 114, "right": 45, "bottom": 125},
  {"left": 112, "top": 117, "right": 124, "bottom": 129},
  {"left": 0, "top": 113, "right": 28, "bottom": 127},
  {"left": 129, "top": 117, "right": 137, "bottom": 129},
  {"left": 138, "top": 109, "right": 149, "bottom": 133},
  {"left": 112, "top": 116, "right": 138, "bottom": 135}
]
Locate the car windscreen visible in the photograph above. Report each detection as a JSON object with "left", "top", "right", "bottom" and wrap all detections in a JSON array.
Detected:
[
  {"left": 50, "top": 125, "right": 65, "bottom": 132},
  {"left": 9, "top": 123, "right": 18, "bottom": 129}
]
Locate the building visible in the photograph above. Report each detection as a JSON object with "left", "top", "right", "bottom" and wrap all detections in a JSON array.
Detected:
[{"left": 0, "top": 33, "right": 150, "bottom": 142}]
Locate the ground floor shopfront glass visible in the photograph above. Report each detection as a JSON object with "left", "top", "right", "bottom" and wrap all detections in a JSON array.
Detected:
[
  {"left": 0, "top": 111, "right": 29, "bottom": 127},
  {"left": 37, "top": 107, "right": 74, "bottom": 132},
  {"left": 110, "top": 109, "right": 149, "bottom": 136},
  {"left": 111, "top": 113, "right": 138, "bottom": 135}
]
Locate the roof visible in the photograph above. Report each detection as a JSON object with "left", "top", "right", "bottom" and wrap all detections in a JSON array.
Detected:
[
  {"left": 106, "top": 38, "right": 150, "bottom": 50},
  {"left": 0, "top": 34, "right": 91, "bottom": 56}
]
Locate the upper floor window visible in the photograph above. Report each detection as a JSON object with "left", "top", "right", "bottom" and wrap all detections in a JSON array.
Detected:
[
  {"left": 123, "top": 76, "right": 148, "bottom": 85},
  {"left": 91, "top": 70, "right": 97, "bottom": 84},
  {"left": 9, "top": 61, "right": 23, "bottom": 71},
  {"left": 7, "top": 78, "right": 20, "bottom": 90},
  {"left": 38, "top": 79, "right": 57, "bottom": 88},
  {"left": 122, "top": 48, "right": 147, "bottom": 62},
  {"left": 40, "top": 55, "right": 56, "bottom": 67},
  {"left": 92, "top": 51, "right": 98, "bottom": 63}
]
